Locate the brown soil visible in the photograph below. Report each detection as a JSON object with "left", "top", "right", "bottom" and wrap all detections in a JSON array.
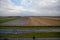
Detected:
[{"left": 25, "top": 17, "right": 60, "bottom": 26}]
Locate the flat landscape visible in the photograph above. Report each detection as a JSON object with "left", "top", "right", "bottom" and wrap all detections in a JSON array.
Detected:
[
  {"left": 0, "top": 16, "right": 60, "bottom": 40},
  {"left": 0, "top": 16, "right": 60, "bottom": 26},
  {"left": 25, "top": 17, "right": 60, "bottom": 26},
  {"left": 0, "top": 17, "right": 29, "bottom": 26}
]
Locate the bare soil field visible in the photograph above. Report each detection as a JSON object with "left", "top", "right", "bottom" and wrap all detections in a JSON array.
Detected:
[{"left": 25, "top": 17, "right": 60, "bottom": 26}]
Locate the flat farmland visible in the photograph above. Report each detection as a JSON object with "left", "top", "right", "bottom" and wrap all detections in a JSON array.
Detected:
[
  {"left": 0, "top": 16, "right": 60, "bottom": 26},
  {"left": 25, "top": 17, "right": 60, "bottom": 26},
  {"left": 0, "top": 17, "right": 29, "bottom": 26},
  {"left": 0, "top": 18, "right": 18, "bottom": 23}
]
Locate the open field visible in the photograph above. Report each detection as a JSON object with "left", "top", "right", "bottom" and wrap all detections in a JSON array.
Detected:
[
  {"left": 0, "top": 18, "right": 18, "bottom": 23},
  {"left": 0, "top": 32, "right": 60, "bottom": 38},
  {"left": 0, "top": 17, "right": 29, "bottom": 26},
  {"left": 0, "top": 26, "right": 60, "bottom": 30},
  {"left": 25, "top": 17, "right": 60, "bottom": 26},
  {"left": 0, "top": 16, "right": 60, "bottom": 26},
  {"left": 0, "top": 16, "right": 60, "bottom": 40}
]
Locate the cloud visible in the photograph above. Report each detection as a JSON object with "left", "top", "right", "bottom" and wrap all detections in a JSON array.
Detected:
[
  {"left": 0, "top": 0, "right": 23, "bottom": 12},
  {"left": 0, "top": 0, "right": 35, "bottom": 16},
  {"left": 0, "top": 0, "right": 24, "bottom": 16},
  {"left": 30, "top": 0, "right": 59, "bottom": 9},
  {"left": 29, "top": 0, "right": 60, "bottom": 16},
  {"left": 21, "top": 0, "right": 26, "bottom": 5},
  {"left": 0, "top": 0, "right": 60, "bottom": 16}
]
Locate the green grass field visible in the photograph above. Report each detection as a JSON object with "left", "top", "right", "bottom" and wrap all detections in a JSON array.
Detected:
[
  {"left": 0, "top": 18, "right": 18, "bottom": 23},
  {"left": 0, "top": 26, "right": 60, "bottom": 30},
  {"left": 0, "top": 32, "right": 60, "bottom": 38}
]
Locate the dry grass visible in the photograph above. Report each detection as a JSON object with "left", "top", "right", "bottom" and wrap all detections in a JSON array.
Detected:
[{"left": 25, "top": 17, "right": 60, "bottom": 26}]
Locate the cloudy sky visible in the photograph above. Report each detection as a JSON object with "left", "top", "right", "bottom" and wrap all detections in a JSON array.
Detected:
[{"left": 0, "top": 0, "right": 60, "bottom": 16}]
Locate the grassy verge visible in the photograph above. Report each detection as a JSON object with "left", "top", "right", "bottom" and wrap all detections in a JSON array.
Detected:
[
  {"left": 0, "top": 32, "right": 60, "bottom": 38},
  {"left": 0, "top": 18, "right": 18, "bottom": 23},
  {"left": 0, "top": 26, "right": 60, "bottom": 30}
]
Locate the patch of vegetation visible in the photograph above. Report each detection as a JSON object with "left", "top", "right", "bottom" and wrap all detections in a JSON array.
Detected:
[
  {"left": 0, "top": 32, "right": 60, "bottom": 38},
  {"left": 0, "top": 18, "right": 18, "bottom": 23},
  {"left": 0, "top": 26, "right": 60, "bottom": 30}
]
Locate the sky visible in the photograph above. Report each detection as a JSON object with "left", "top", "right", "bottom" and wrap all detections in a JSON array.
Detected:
[{"left": 0, "top": 0, "right": 60, "bottom": 16}]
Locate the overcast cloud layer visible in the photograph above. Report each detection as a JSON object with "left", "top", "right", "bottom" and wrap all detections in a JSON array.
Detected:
[{"left": 0, "top": 0, "right": 60, "bottom": 16}]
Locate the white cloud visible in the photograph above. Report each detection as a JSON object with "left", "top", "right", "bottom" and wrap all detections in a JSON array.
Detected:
[
  {"left": 30, "top": 0, "right": 58, "bottom": 9},
  {"left": 0, "top": 0, "right": 25, "bottom": 16},
  {"left": 29, "top": 0, "right": 60, "bottom": 16},
  {"left": 0, "top": 0, "right": 60, "bottom": 16},
  {"left": 39, "top": 0, "right": 58, "bottom": 6},
  {"left": 39, "top": 10, "right": 60, "bottom": 16},
  {"left": 0, "top": 0, "right": 37, "bottom": 16},
  {"left": 21, "top": 0, "right": 26, "bottom": 5}
]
